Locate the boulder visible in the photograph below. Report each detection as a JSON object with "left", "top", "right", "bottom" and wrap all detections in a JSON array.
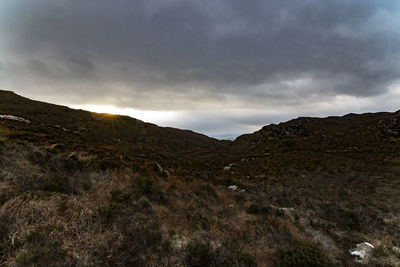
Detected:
[{"left": 349, "top": 242, "right": 374, "bottom": 264}]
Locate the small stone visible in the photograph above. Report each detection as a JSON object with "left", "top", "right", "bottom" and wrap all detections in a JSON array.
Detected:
[
  {"left": 228, "top": 185, "right": 237, "bottom": 191},
  {"left": 279, "top": 207, "right": 294, "bottom": 214},
  {"left": 223, "top": 163, "right": 237, "bottom": 170}
]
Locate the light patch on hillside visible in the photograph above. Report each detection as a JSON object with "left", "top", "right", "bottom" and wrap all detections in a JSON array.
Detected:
[{"left": 70, "top": 104, "right": 179, "bottom": 126}]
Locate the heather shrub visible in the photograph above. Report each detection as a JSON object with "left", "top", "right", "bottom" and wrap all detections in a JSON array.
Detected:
[
  {"left": 131, "top": 176, "right": 165, "bottom": 202},
  {"left": 277, "top": 241, "right": 333, "bottom": 267}
]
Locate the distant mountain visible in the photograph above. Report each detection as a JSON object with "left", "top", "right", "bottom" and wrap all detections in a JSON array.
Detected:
[
  {"left": 211, "top": 134, "right": 238, "bottom": 141},
  {"left": 1, "top": 90, "right": 399, "bottom": 266}
]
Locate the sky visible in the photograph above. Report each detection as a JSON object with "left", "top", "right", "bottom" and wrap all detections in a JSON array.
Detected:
[{"left": 1, "top": 0, "right": 400, "bottom": 137}]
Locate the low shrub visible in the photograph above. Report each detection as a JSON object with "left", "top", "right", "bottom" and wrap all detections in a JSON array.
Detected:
[
  {"left": 198, "top": 183, "right": 219, "bottom": 200},
  {"left": 343, "top": 210, "right": 362, "bottom": 232},
  {"left": 131, "top": 176, "right": 165, "bottom": 203},
  {"left": 191, "top": 212, "right": 210, "bottom": 230},
  {"left": 16, "top": 228, "right": 67, "bottom": 266},
  {"left": 234, "top": 194, "right": 246, "bottom": 204},
  {"left": 16, "top": 246, "right": 66, "bottom": 266},
  {"left": 247, "top": 204, "right": 271, "bottom": 215},
  {"left": 185, "top": 242, "right": 216, "bottom": 267},
  {"left": 237, "top": 252, "right": 257, "bottom": 267},
  {"left": 283, "top": 139, "right": 296, "bottom": 149},
  {"left": 41, "top": 175, "right": 70, "bottom": 193},
  {"left": 0, "top": 215, "right": 13, "bottom": 261},
  {"left": 110, "top": 189, "right": 132, "bottom": 204},
  {"left": 15, "top": 173, "right": 91, "bottom": 194},
  {"left": 0, "top": 143, "right": 91, "bottom": 194},
  {"left": 373, "top": 246, "right": 388, "bottom": 258},
  {"left": 96, "top": 205, "right": 119, "bottom": 224},
  {"left": 185, "top": 241, "right": 257, "bottom": 267},
  {"left": 98, "top": 158, "right": 124, "bottom": 170},
  {"left": 277, "top": 241, "right": 333, "bottom": 267},
  {"left": 98, "top": 214, "right": 165, "bottom": 266}
]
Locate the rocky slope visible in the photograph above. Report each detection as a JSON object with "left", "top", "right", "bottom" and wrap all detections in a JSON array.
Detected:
[{"left": 0, "top": 90, "right": 399, "bottom": 266}]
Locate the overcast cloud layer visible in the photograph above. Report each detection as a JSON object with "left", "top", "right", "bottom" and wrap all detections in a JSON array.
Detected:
[{"left": 1, "top": 0, "right": 400, "bottom": 136}]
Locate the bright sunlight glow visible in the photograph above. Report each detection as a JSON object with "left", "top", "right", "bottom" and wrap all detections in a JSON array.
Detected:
[{"left": 70, "top": 104, "right": 179, "bottom": 126}]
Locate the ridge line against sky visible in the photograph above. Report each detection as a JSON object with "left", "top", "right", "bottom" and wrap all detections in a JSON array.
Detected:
[{"left": 1, "top": 0, "right": 400, "bottom": 135}]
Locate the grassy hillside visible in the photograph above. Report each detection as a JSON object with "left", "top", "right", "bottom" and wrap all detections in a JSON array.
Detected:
[
  {"left": 0, "top": 90, "right": 225, "bottom": 175},
  {"left": 0, "top": 90, "right": 399, "bottom": 266}
]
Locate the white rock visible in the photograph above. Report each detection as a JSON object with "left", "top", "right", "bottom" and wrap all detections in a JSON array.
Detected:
[
  {"left": 0, "top": 115, "right": 30, "bottom": 123},
  {"left": 364, "top": 242, "right": 374, "bottom": 249},
  {"left": 228, "top": 185, "right": 237, "bottom": 191},
  {"left": 351, "top": 251, "right": 365, "bottom": 258},
  {"left": 172, "top": 235, "right": 188, "bottom": 250},
  {"left": 349, "top": 242, "right": 374, "bottom": 263},
  {"left": 279, "top": 207, "right": 294, "bottom": 213},
  {"left": 223, "top": 163, "right": 237, "bottom": 171}
]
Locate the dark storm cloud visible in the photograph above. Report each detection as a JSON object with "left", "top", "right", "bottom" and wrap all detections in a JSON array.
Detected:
[{"left": 1, "top": 0, "right": 400, "bottom": 134}]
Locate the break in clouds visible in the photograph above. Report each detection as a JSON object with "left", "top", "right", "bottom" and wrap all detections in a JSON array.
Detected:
[{"left": 0, "top": 0, "right": 400, "bottom": 135}]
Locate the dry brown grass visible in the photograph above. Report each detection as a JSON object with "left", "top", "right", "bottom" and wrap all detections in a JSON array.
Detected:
[{"left": 0, "top": 169, "right": 130, "bottom": 265}]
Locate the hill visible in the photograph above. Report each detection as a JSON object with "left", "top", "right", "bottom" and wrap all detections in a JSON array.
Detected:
[
  {"left": 0, "top": 90, "right": 399, "bottom": 266},
  {"left": 0, "top": 90, "right": 225, "bottom": 175}
]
